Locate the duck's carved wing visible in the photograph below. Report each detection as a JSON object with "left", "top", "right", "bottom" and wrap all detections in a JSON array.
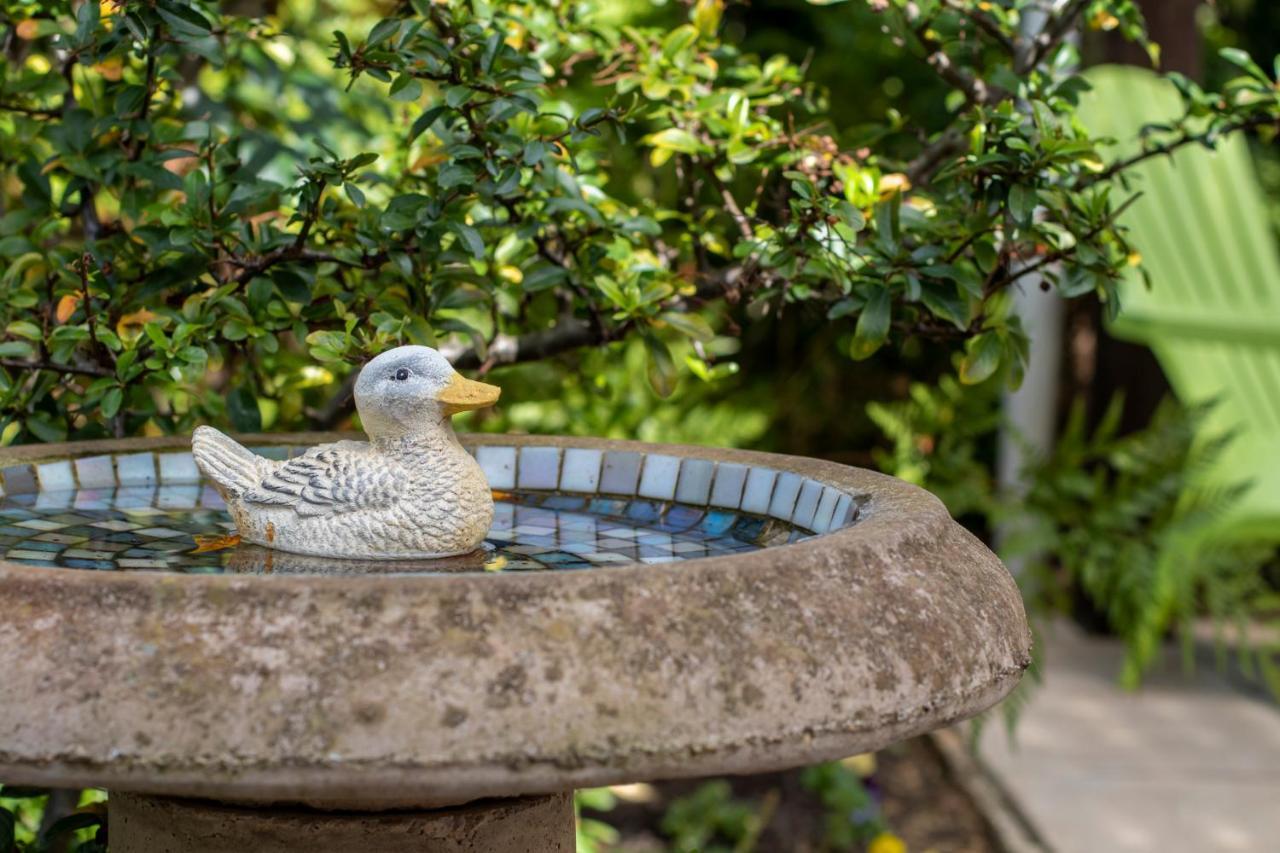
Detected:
[{"left": 241, "top": 441, "right": 408, "bottom": 517}]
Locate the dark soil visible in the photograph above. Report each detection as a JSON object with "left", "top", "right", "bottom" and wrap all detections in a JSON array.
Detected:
[{"left": 584, "top": 735, "right": 998, "bottom": 852}]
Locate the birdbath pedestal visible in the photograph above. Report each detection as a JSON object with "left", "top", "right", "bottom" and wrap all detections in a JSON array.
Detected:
[{"left": 0, "top": 435, "right": 1031, "bottom": 851}]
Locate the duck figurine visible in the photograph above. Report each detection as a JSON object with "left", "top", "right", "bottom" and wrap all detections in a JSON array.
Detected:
[{"left": 192, "top": 345, "right": 500, "bottom": 560}]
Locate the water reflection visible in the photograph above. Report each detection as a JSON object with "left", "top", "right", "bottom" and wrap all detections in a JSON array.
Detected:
[{"left": 0, "top": 483, "right": 806, "bottom": 575}]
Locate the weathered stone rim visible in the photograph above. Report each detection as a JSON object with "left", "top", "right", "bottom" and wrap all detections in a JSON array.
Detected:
[{"left": 0, "top": 433, "right": 1032, "bottom": 809}]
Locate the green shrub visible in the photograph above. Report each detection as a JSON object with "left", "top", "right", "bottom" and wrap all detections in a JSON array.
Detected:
[{"left": 2, "top": 1, "right": 1277, "bottom": 442}]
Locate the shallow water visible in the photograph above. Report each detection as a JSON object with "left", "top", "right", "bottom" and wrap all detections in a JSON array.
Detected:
[{"left": 0, "top": 483, "right": 810, "bottom": 575}]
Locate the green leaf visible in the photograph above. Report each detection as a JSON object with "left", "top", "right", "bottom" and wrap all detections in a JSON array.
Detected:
[
  {"left": 409, "top": 105, "right": 448, "bottom": 142},
  {"left": 920, "top": 282, "right": 969, "bottom": 329},
  {"left": 641, "top": 128, "right": 707, "bottom": 155},
  {"left": 366, "top": 18, "right": 401, "bottom": 48},
  {"left": 226, "top": 386, "right": 263, "bottom": 432},
  {"left": 644, "top": 334, "right": 677, "bottom": 398},
  {"left": 0, "top": 807, "right": 14, "bottom": 853},
  {"left": 102, "top": 387, "right": 123, "bottom": 419},
  {"left": 1219, "top": 47, "right": 1269, "bottom": 83},
  {"left": 271, "top": 270, "right": 312, "bottom": 304},
  {"left": 451, "top": 223, "right": 485, "bottom": 259},
  {"left": 661, "top": 311, "right": 714, "bottom": 341},
  {"left": 42, "top": 811, "right": 102, "bottom": 841},
  {"left": 959, "top": 331, "right": 1002, "bottom": 384},
  {"left": 521, "top": 265, "right": 567, "bottom": 292},
  {"left": 155, "top": 0, "right": 212, "bottom": 37},
  {"left": 344, "top": 182, "right": 366, "bottom": 207},
  {"left": 222, "top": 319, "right": 249, "bottom": 341},
  {"left": 849, "top": 287, "right": 890, "bottom": 360},
  {"left": 24, "top": 415, "right": 65, "bottom": 443},
  {"left": 0, "top": 341, "right": 35, "bottom": 359},
  {"left": 1008, "top": 184, "right": 1038, "bottom": 226}
]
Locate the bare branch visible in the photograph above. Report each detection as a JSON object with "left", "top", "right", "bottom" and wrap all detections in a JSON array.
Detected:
[
  {"left": 1020, "top": 0, "right": 1090, "bottom": 73},
  {"left": 944, "top": 0, "right": 1016, "bottom": 56},
  {"left": 0, "top": 100, "right": 59, "bottom": 118},
  {"left": 1077, "top": 114, "right": 1280, "bottom": 189},
  {"left": 0, "top": 358, "right": 113, "bottom": 378},
  {"left": 905, "top": 129, "right": 967, "bottom": 187},
  {"left": 443, "top": 317, "right": 606, "bottom": 371}
]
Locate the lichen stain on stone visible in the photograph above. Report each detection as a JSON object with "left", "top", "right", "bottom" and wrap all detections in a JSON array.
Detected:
[
  {"left": 486, "top": 664, "right": 530, "bottom": 710},
  {"left": 354, "top": 703, "right": 386, "bottom": 725},
  {"left": 442, "top": 706, "right": 468, "bottom": 728}
]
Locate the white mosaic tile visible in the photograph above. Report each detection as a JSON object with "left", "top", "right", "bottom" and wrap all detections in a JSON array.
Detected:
[
  {"left": 812, "top": 486, "right": 841, "bottom": 533},
  {"left": 35, "top": 461, "right": 75, "bottom": 493},
  {"left": 115, "top": 486, "right": 158, "bottom": 509},
  {"left": 517, "top": 446, "right": 561, "bottom": 490},
  {"left": 637, "top": 454, "right": 680, "bottom": 501},
  {"left": 740, "top": 467, "right": 778, "bottom": 515},
  {"left": 115, "top": 452, "right": 158, "bottom": 486},
  {"left": 74, "top": 455, "right": 116, "bottom": 489},
  {"left": 476, "top": 446, "right": 516, "bottom": 490},
  {"left": 832, "top": 493, "right": 854, "bottom": 529},
  {"left": 559, "top": 448, "right": 602, "bottom": 493},
  {"left": 599, "top": 451, "right": 643, "bottom": 495},
  {"left": 709, "top": 463, "right": 748, "bottom": 509},
  {"left": 73, "top": 491, "right": 112, "bottom": 511},
  {"left": 34, "top": 489, "right": 73, "bottom": 511},
  {"left": 769, "top": 472, "right": 803, "bottom": 521},
  {"left": 158, "top": 451, "right": 200, "bottom": 483},
  {"left": 792, "top": 479, "right": 824, "bottom": 530},
  {"left": 157, "top": 485, "right": 202, "bottom": 510},
  {"left": 675, "top": 458, "right": 715, "bottom": 505},
  {"left": 1, "top": 464, "right": 36, "bottom": 494}
]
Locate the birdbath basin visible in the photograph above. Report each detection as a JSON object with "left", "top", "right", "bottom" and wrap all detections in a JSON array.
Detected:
[{"left": 0, "top": 434, "right": 1031, "bottom": 851}]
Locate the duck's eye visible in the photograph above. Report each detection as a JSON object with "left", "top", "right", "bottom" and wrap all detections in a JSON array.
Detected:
[{"left": 394, "top": 368, "right": 410, "bottom": 381}]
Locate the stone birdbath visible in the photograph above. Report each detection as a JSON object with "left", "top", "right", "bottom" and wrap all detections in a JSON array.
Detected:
[{"left": 0, "top": 433, "right": 1030, "bottom": 851}]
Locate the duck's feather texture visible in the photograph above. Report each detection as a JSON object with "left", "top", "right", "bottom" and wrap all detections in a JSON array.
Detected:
[
  {"left": 242, "top": 441, "right": 410, "bottom": 518},
  {"left": 191, "top": 425, "right": 268, "bottom": 496}
]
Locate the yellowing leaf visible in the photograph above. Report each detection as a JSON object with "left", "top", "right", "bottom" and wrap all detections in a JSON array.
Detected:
[
  {"left": 1089, "top": 11, "right": 1119, "bottom": 31},
  {"left": 116, "top": 309, "right": 158, "bottom": 340},
  {"left": 93, "top": 59, "right": 124, "bottom": 81},
  {"left": 877, "top": 172, "right": 911, "bottom": 197},
  {"left": 839, "top": 753, "right": 877, "bottom": 777},
  {"left": 692, "top": 0, "right": 723, "bottom": 37},
  {"left": 412, "top": 147, "right": 448, "bottom": 170},
  {"left": 192, "top": 533, "right": 241, "bottom": 553},
  {"left": 15, "top": 19, "right": 39, "bottom": 40},
  {"left": 56, "top": 294, "right": 81, "bottom": 324}
]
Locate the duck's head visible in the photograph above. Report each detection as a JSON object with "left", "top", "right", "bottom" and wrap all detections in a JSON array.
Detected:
[{"left": 354, "top": 346, "right": 500, "bottom": 437}]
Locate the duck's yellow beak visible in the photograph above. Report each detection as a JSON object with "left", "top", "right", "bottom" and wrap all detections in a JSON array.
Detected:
[{"left": 438, "top": 373, "right": 501, "bottom": 416}]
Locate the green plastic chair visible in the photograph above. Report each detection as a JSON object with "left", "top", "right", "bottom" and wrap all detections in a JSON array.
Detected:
[{"left": 1078, "top": 65, "right": 1280, "bottom": 542}]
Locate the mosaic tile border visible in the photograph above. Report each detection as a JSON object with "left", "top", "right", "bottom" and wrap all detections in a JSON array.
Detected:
[{"left": 0, "top": 443, "right": 863, "bottom": 535}]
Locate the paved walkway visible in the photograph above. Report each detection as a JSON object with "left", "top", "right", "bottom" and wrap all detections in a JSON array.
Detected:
[{"left": 978, "top": 621, "right": 1280, "bottom": 853}]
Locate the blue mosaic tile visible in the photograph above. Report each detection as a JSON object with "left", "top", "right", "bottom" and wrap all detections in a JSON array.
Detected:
[{"left": 0, "top": 448, "right": 863, "bottom": 574}]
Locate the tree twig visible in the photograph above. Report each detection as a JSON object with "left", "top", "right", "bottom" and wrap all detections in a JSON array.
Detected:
[
  {"left": 1077, "top": 114, "right": 1280, "bottom": 188},
  {"left": 944, "top": 0, "right": 1016, "bottom": 56},
  {"left": 0, "top": 358, "right": 113, "bottom": 378},
  {"left": 905, "top": 129, "right": 967, "bottom": 187},
  {"left": 1020, "top": 0, "right": 1090, "bottom": 73},
  {"left": 0, "top": 100, "right": 59, "bottom": 118}
]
